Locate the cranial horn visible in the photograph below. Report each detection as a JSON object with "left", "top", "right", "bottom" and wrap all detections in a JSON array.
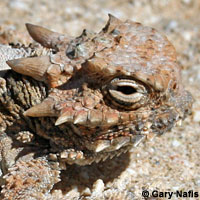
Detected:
[
  {"left": 24, "top": 99, "right": 57, "bottom": 117},
  {"left": 102, "top": 14, "right": 122, "bottom": 33},
  {"left": 108, "top": 14, "right": 122, "bottom": 24},
  {"left": 6, "top": 56, "right": 51, "bottom": 82},
  {"left": 26, "top": 23, "right": 64, "bottom": 49}
]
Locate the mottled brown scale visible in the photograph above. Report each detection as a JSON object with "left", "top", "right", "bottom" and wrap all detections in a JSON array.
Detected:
[{"left": 0, "top": 14, "right": 193, "bottom": 199}]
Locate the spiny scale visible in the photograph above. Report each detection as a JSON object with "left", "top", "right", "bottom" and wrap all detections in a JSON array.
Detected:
[
  {"left": 26, "top": 23, "right": 64, "bottom": 49},
  {"left": 6, "top": 56, "right": 51, "bottom": 82},
  {"left": 102, "top": 13, "right": 122, "bottom": 32},
  {"left": 55, "top": 108, "right": 75, "bottom": 126},
  {"left": 24, "top": 99, "right": 57, "bottom": 117}
]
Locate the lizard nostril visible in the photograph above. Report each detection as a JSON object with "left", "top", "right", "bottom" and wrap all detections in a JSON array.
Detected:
[
  {"left": 66, "top": 47, "right": 76, "bottom": 59},
  {"left": 173, "top": 83, "right": 177, "bottom": 90}
]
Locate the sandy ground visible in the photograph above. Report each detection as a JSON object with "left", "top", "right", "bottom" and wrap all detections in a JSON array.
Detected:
[{"left": 0, "top": 0, "right": 200, "bottom": 199}]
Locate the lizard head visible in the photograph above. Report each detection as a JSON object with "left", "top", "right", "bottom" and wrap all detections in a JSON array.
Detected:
[{"left": 7, "top": 15, "right": 192, "bottom": 165}]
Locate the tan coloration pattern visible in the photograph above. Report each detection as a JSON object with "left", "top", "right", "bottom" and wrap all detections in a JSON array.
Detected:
[
  {"left": 0, "top": 15, "right": 192, "bottom": 199},
  {"left": 84, "top": 189, "right": 134, "bottom": 200},
  {"left": 1, "top": 159, "right": 60, "bottom": 200}
]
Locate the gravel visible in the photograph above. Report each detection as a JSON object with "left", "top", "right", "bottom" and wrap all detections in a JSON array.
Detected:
[{"left": 0, "top": 0, "right": 199, "bottom": 199}]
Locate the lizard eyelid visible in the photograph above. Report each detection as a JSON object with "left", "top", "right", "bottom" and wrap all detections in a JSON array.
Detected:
[{"left": 107, "top": 78, "right": 147, "bottom": 106}]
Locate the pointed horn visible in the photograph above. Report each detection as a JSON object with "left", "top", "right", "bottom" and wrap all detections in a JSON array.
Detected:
[
  {"left": 102, "top": 14, "right": 122, "bottom": 33},
  {"left": 130, "top": 135, "right": 146, "bottom": 147},
  {"left": 110, "top": 136, "right": 130, "bottom": 150},
  {"left": 24, "top": 99, "right": 57, "bottom": 117},
  {"left": 6, "top": 56, "right": 51, "bottom": 81},
  {"left": 108, "top": 14, "right": 122, "bottom": 24},
  {"left": 74, "top": 110, "right": 88, "bottom": 125},
  {"left": 85, "top": 140, "right": 111, "bottom": 153},
  {"left": 55, "top": 108, "right": 75, "bottom": 126},
  {"left": 26, "top": 23, "right": 64, "bottom": 49}
]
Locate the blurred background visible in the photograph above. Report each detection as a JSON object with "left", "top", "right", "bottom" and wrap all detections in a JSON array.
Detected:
[{"left": 0, "top": 0, "right": 199, "bottom": 199}]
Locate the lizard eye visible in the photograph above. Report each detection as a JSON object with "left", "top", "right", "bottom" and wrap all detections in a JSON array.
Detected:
[{"left": 106, "top": 78, "right": 148, "bottom": 108}]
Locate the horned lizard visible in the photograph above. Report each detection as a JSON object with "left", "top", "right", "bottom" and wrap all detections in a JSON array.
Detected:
[{"left": 0, "top": 15, "right": 192, "bottom": 199}]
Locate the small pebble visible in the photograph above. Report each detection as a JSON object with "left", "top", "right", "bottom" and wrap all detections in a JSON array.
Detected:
[
  {"left": 172, "top": 140, "right": 181, "bottom": 147},
  {"left": 182, "top": 31, "right": 192, "bottom": 41},
  {"left": 182, "top": 0, "right": 191, "bottom": 4},
  {"left": 166, "top": 20, "right": 178, "bottom": 31},
  {"left": 81, "top": 187, "right": 92, "bottom": 196},
  {"left": 9, "top": 0, "right": 29, "bottom": 11},
  {"left": 92, "top": 179, "right": 104, "bottom": 194},
  {"left": 193, "top": 110, "right": 200, "bottom": 122},
  {"left": 195, "top": 178, "right": 200, "bottom": 186}
]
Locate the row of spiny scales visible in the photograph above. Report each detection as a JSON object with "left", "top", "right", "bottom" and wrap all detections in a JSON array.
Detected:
[
  {"left": 4, "top": 22, "right": 139, "bottom": 128},
  {"left": 6, "top": 23, "right": 71, "bottom": 120}
]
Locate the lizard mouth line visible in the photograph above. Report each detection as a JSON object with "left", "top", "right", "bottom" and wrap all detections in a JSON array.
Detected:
[
  {"left": 84, "top": 134, "right": 146, "bottom": 153},
  {"left": 70, "top": 124, "right": 147, "bottom": 153}
]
